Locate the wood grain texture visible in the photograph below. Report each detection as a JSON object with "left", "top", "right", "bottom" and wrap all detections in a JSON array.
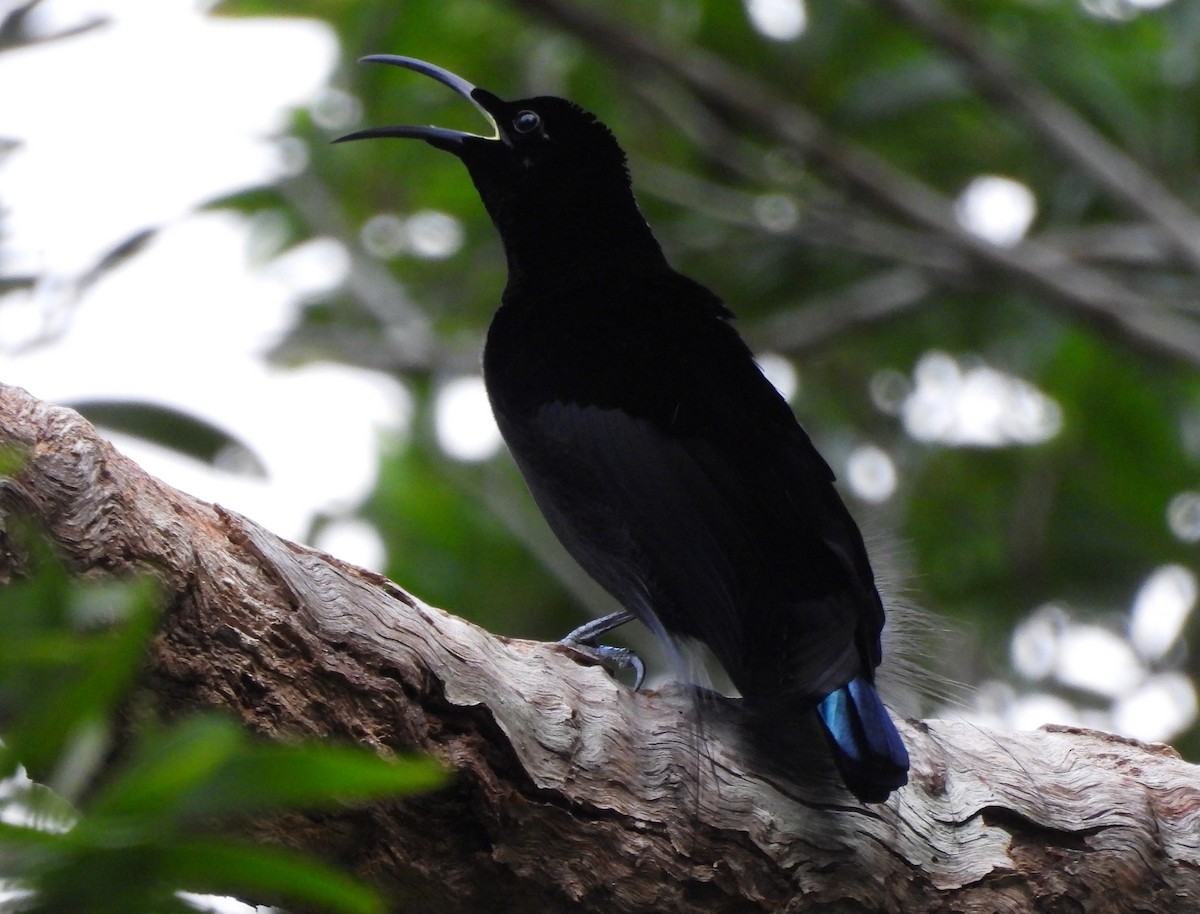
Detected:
[{"left": 2, "top": 381, "right": 1198, "bottom": 913}]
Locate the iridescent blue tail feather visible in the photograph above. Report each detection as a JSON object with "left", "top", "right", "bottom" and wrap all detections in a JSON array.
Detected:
[{"left": 815, "top": 677, "right": 909, "bottom": 803}]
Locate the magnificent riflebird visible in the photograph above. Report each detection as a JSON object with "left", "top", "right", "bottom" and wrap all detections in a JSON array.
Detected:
[{"left": 338, "top": 56, "right": 909, "bottom": 802}]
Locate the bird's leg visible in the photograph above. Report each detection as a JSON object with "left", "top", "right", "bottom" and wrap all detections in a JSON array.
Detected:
[{"left": 559, "top": 609, "right": 645, "bottom": 689}]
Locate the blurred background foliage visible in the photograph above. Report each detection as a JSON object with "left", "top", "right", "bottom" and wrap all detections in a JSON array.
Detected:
[
  {"left": 3, "top": 0, "right": 1200, "bottom": 761},
  {"left": 0, "top": 520, "right": 445, "bottom": 911}
]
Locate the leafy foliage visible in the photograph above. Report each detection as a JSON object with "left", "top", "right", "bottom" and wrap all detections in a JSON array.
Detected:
[
  {"left": 0, "top": 523, "right": 445, "bottom": 913},
  {"left": 69, "top": 401, "right": 266, "bottom": 477}
]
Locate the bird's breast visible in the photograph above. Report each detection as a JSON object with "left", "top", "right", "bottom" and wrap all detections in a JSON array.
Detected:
[{"left": 483, "top": 292, "right": 690, "bottom": 426}]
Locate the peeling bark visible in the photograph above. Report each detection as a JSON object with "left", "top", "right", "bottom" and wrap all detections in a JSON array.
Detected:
[{"left": 2, "top": 382, "right": 1198, "bottom": 913}]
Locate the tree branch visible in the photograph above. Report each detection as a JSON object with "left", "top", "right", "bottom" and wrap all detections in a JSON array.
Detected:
[
  {"left": 638, "top": 159, "right": 1199, "bottom": 354},
  {"left": 744, "top": 268, "right": 936, "bottom": 355},
  {"left": 2, "top": 381, "right": 1199, "bottom": 913},
  {"left": 877, "top": 0, "right": 1200, "bottom": 276}
]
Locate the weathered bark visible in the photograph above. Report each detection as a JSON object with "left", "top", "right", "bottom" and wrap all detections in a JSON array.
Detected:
[{"left": 2, "top": 381, "right": 1198, "bottom": 913}]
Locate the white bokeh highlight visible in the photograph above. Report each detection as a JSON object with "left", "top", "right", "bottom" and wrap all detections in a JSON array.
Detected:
[
  {"left": 955, "top": 175, "right": 1038, "bottom": 247},
  {"left": 435, "top": 376, "right": 503, "bottom": 463},
  {"left": 744, "top": 0, "right": 808, "bottom": 41},
  {"left": 755, "top": 352, "right": 798, "bottom": 402},
  {"left": 902, "top": 351, "right": 1062, "bottom": 447},
  {"left": 752, "top": 193, "right": 800, "bottom": 233},
  {"left": 361, "top": 213, "right": 410, "bottom": 260},
  {"left": 407, "top": 210, "right": 466, "bottom": 260},
  {"left": 1011, "top": 603, "right": 1067, "bottom": 680},
  {"left": 1112, "top": 673, "right": 1197, "bottom": 743},
  {"left": 359, "top": 210, "right": 465, "bottom": 261},
  {"left": 1082, "top": 0, "right": 1175, "bottom": 19},
  {"left": 1130, "top": 564, "right": 1197, "bottom": 661},
  {"left": 846, "top": 443, "right": 897, "bottom": 504},
  {"left": 957, "top": 564, "right": 1199, "bottom": 743},
  {"left": 313, "top": 518, "right": 388, "bottom": 573},
  {"left": 1054, "top": 623, "right": 1143, "bottom": 698},
  {"left": 1167, "top": 491, "right": 1200, "bottom": 543}
]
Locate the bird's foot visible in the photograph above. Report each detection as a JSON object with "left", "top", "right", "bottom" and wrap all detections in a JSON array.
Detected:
[
  {"left": 559, "top": 640, "right": 646, "bottom": 690},
  {"left": 559, "top": 610, "right": 645, "bottom": 689}
]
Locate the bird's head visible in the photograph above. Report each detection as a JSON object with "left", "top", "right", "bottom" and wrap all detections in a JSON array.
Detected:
[{"left": 337, "top": 56, "right": 660, "bottom": 277}]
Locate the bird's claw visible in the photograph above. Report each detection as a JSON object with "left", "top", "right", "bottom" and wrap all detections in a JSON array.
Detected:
[{"left": 559, "top": 636, "right": 646, "bottom": 690}]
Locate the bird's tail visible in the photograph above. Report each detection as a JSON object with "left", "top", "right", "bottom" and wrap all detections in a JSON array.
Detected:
[{"left": 815, "top": 676, "right": 909, "bottom": 803}]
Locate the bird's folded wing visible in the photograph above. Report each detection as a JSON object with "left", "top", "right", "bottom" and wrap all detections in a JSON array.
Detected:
[{"left": 516, "top": 399, "right": 866, "bottom": 697}]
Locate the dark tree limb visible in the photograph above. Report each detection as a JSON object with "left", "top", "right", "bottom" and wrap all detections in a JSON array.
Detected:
[{"left": 2, "top": 381, "right": 1199, "bottom": 914}]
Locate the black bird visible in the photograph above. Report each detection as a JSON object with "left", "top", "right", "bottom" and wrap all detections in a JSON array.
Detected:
[{"left": 338, "top": 56, "right": 909, "bottom": 802}]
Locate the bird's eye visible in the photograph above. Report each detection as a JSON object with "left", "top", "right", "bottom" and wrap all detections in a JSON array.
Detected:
[{"left": 513, "top": 110, "right": 541, "bottom": 134}]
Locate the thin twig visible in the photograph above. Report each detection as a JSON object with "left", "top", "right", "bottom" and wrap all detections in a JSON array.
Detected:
[
  {"left": 278, "top": 173, "right": 439, "bottom": 371},
  {"left": 746, "top": 268, "right": 936, "bottom": 355},
  {"left": 878, "top": 0, "right": 1200, "bottom": 275},
  {"left": 635, "top": 158, "right": 966, "bottom": 273}
]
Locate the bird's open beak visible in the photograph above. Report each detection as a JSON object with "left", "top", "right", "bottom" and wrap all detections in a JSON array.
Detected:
[{"left": 334, "top": 55, "right": 502, "bottom": 153}]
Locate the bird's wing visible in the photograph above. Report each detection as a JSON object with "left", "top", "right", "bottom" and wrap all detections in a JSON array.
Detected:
[{"left": 510, "top": 393, "right": 871, "bottom": 699}]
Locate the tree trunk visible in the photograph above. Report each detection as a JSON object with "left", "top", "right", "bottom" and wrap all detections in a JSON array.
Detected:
[{"left": 2, "top": 382, "right": 1198, "bottom": 913}]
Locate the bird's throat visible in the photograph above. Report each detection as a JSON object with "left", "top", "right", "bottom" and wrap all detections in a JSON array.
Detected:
[{"left": 498, "top": 203, "right": 667, "bottom": 291}]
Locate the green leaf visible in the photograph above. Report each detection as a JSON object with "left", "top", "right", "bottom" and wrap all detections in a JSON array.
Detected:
[
  {"left": 0, "top": 557, "right": 160, "bottom": 793},
  {"left": 93, "top": 715, "right": 446, "bottom": 822},
  {"left": 0, "top": 823, "right": 379, "bottom": 914},
  {"left": 160, "top": 837, "right": 385, "bottom": 914},
  {"left": 69, "top": 400, "right": 267, "bottom": 478},
  {"left": 88, "top": 716, "right": 244, "bottom": 820},
  {"left": 184, "top": 740, "right": 448, "bottom": 818}
]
